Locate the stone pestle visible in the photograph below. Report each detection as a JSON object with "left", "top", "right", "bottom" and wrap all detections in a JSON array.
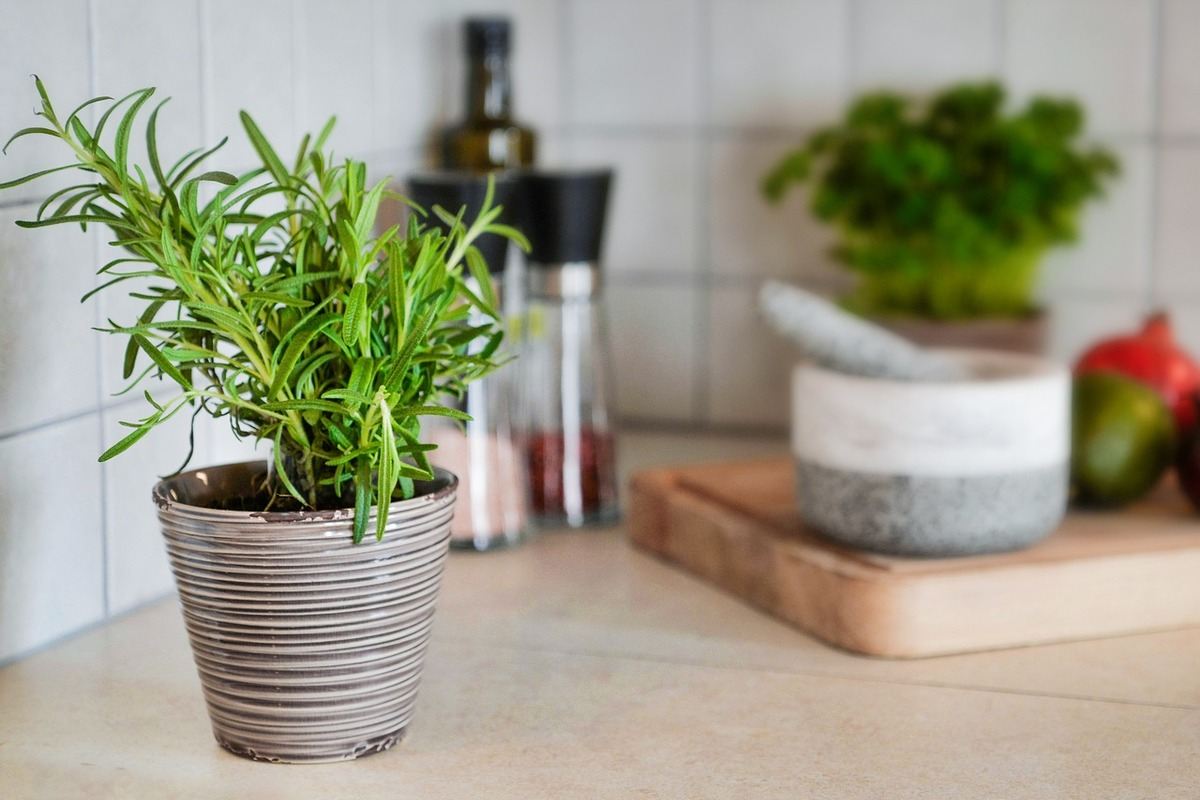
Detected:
[{"left": 758, "top": 281, "right": 969, "bottom": 381}]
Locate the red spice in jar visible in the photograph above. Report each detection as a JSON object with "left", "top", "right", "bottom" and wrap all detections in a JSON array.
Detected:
[{"left": 525, "top": 428, "right": 617, "bottom": 520}]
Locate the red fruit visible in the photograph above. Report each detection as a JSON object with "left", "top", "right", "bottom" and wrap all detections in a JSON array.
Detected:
[
  {"left": 1175, "top": 395, "right": 1200, "bottom": 512},
  {"left": 1075, "top": 312, "right": 1200, "bottom": 431}
]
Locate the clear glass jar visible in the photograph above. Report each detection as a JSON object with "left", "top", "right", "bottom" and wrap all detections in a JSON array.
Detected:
[
  {"left": 521, "top": 268, "right": 619, "bottom": 527},
  {"left": 426, "top": 278, "right": 528, "bottom": 550},
  {"left": 408, "top": 171, "right": 528, "bottom": 550}
]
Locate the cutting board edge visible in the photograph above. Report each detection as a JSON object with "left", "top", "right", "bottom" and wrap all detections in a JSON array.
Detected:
[{"left": 628, "top": 464, "right": 1200, "bottom": 658}]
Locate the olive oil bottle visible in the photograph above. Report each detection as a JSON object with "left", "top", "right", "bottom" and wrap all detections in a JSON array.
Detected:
[{"left": 441, "top": 17, "right": 537, "bottom": 170}]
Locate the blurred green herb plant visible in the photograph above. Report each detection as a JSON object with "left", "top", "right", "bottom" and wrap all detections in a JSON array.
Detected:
[
  {"left": 762, "top": 82, "right": 1119, "bottom": 320},
  {"left": 0, "top": 79, "right": 527, "bottom": 542}
]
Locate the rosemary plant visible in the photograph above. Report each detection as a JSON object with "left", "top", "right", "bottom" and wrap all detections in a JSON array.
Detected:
[{"left": 0, "top": 79, "right": 526, "bottom": 542}]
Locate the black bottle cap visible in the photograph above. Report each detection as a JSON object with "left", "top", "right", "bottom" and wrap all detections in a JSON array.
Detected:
[
  {"left": 520, "top": 169, "right": 613, "bottom": 265},
  {"left": 406, "top": 171, "right": 519, "bottom": 274},
  {"left": 465, "top": 16, "right": 510, "bottom": 57}
]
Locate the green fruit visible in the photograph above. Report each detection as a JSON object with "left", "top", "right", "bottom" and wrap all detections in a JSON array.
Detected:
[{"left": 1072, "top": 372, "right": 1176, "bottom": 507}]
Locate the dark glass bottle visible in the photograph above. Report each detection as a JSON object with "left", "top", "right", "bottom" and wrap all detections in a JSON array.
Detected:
[{"left": 441, "top": 17, "right": 537, "bottom": 171}]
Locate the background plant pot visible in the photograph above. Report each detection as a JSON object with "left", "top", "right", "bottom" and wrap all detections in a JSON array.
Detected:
[
  {"left": 874, "top": 311, "right": 1048, "bottom": 355},
  {"left": 791, "top": 349, "right": 1070, "bottom": 557},
  {"left": 153, "top": 462, "right": 457, "bottom": 764}
]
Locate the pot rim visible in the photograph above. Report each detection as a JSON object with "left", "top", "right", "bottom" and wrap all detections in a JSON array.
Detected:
[
  {"left": 153, "top": 460, "right": 458, "bottom": 525},
  {"left": 869, "top": 307, "right": 1049, "bottom": 325},
  {"left": 794, "top": 347, "right": 1066, "bottom": 390}
]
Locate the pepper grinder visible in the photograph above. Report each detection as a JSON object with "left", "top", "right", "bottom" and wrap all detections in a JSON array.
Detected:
[
  {"left": 519, "top": 169, "right": 620, "bottom": 528},
  {"left": 407, "top": 171, "right": 528, "bottom": 550}
]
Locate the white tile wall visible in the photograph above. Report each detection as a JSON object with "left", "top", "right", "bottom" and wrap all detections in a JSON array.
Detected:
[
  {"left": 708, "top": 134, "right": 836, "bottom": 281},
  {"left": 0, "top": 206, "right": 98, "bottom": 436},
  {"left": 0, "top": 418, "right": 104, "bottom": 662},
  {"left": 1004, "top": 0, "right": 1156, "bottom": 137},
  {"left": 194, "top": 413, "right": 269, "bottom": 470},
  {"left": 1161, "top": 301, "right": 1200, "bottom": 363},
  {"left": 0, "top": 0, "right": 1195, "bottom": 662},
  {"left": 705, "top": 283, "right": 800, "bottom": 428},
  {"left": 373, "top": 0, "right": 450, "bottom": 154},
  {"left": 854, "top": 0, "right": 999, "bottom": 90},
  {"left": 0, "top": 0, "right": 91, "bottom": 202},
  {"left": 1048, "top": 296, "right": 1150, "bottom": 364},
  {"left": 709, "top": 0, "right": 849, "bottom": 128},
  {"left": 565, "top": 0, "right": 700, "bottom": 128},
  {"left": 569, "top": 133, "right": 701, "bottom": 275},
  {"left": 202, "top": 0, "right": 298, "bottom": 171},
  {"left": 607, "top": 281, "right": 700, "bottom": 422},
  {"left": 1038, "top": 142, "right": 1155, "bottom": 297},
  {"left": 101, "top": 407, "right": 193, "bottom": 614},
  {"left": 1161, "top": 0, "right": 1200, "bottom": 136},
  {"left": 296, "top": 0, "right": 376, "bottom": 158},
  {"left": 1153, "top": 147, "right": 1200, "bottom": 300},
  {"left": 92, "top": 0, "right": 204, "bottom": 167}
]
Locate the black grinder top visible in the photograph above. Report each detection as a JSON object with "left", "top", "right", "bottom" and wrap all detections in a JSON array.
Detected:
[
  {"left": 520, "top": 169, "right": 613, "bottom": 265},
  {"left": 406, "top": 171, "right": 519, "bottom": 274}
]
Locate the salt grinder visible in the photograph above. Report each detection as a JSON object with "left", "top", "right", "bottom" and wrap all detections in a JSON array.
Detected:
[{"left": 407, "top": 171, "right": 528, "bottom": 550}]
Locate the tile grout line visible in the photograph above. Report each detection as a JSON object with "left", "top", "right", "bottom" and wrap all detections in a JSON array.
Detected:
[
  {"left": 0, "top": 406, "right": 106, "bottom": 443},
  {"left": 196, "top": 0, "right": 209, "bottom": 153},
  {"left": 370, "top": 0, "right": 381, "bottom": 154},
  {"left": 85, "top": 0, "right": 110, "bottom": 622},
  {"left": 0, "top": 196, "right": 50, "bottom": 212},
  {"left": 366, "top": 0, "right": 376, "bottom": 163},
  {"left": 0, "top": 592, "right": 177, "bottom": 670},
  {"left": 693, "top": 0, "right": 713, "bottom": 423},
  {"left": 191, "top": 0, "right": 213, "bottom": 469},
  {"left": 429, "top": 633, "right": 1200, "bottom": 713},
  {"left": 845, "top": 0, "right": 860, "bottom": 94},
  {"left": 1146, "top": 0, "right": 1166, "bottom": 308},
  {"left": 558, "top": 0, "right": 573, "bottom": 132},
  {"left": 605, "top": 272, "right": 1179, "bottom": 299},
  {"left": 7, "top": 593, "right": 1197, "bottom": 714},
  {"left": 199, "top": 0, "right": 215, "bottom": 151},
  {"left": 994, "top": 0, "right": 1007, "bottom": 75},
  {"left": 290, "top": 0, "right": 301, "bottom": 147}
]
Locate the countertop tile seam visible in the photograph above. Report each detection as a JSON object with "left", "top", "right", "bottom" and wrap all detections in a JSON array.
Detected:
[
  {"left": 428, "top": 633, "right": 1200, "bottom": 712},
  {"left": 7, "top": 595, "right": 1195, "bottom": 714}
]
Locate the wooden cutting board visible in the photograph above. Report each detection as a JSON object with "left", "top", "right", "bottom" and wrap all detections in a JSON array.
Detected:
[{"left": 628, "top": 458, "right": 1200, "bottom": 658}]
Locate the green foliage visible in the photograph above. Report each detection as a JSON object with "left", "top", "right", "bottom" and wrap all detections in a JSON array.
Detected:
[
  {"left": 1, "top": 79, "right": 528, "bottom": 543},
  {"left": 762, "top": 82, "right": 1119, "bottom": 320}
]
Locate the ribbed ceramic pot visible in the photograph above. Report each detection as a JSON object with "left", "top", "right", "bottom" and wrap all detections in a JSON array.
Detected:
[
  {"left": 153, "top": 461, "right": 457, "bottom": 764},
  {"left": 791, "top": 349, "right": 1070, "bottom": 557}
]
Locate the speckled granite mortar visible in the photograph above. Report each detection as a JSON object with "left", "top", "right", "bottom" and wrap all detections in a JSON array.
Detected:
[
  {"left": 791, "top": 349, "right": 1071, "bottom": 558},
  {"left": 795, "top": 460, "right": 1069, "bottom": 557}
]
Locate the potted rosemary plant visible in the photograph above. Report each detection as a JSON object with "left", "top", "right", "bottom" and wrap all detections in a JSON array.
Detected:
[
  {"left": 762, "top": 82, "right": 1119, "bottom": 353},
  {"left": 0, "top": 80, "right": 525, "bottom": 763}
]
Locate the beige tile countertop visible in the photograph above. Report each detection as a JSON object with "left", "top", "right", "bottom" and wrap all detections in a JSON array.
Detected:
[{"left": 2, "top": 431, "right": 1199, "bottom": 798}]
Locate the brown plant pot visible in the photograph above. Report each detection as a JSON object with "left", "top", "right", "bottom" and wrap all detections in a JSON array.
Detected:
[
  {"left": 875, "top": 311, "right": 1048, "bottom": 356},
  {"left": 153, "top": 461, "right": 457, "bottom": 764}
]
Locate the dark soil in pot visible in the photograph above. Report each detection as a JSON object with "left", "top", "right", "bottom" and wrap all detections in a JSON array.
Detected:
[{"left": 875, "top": 310, "right": 1048, "bottom": 356}]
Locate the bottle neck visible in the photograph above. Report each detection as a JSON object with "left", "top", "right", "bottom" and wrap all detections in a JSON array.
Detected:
[{"left": 466, "top": 53, "right": 513, "bottom": 122}]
